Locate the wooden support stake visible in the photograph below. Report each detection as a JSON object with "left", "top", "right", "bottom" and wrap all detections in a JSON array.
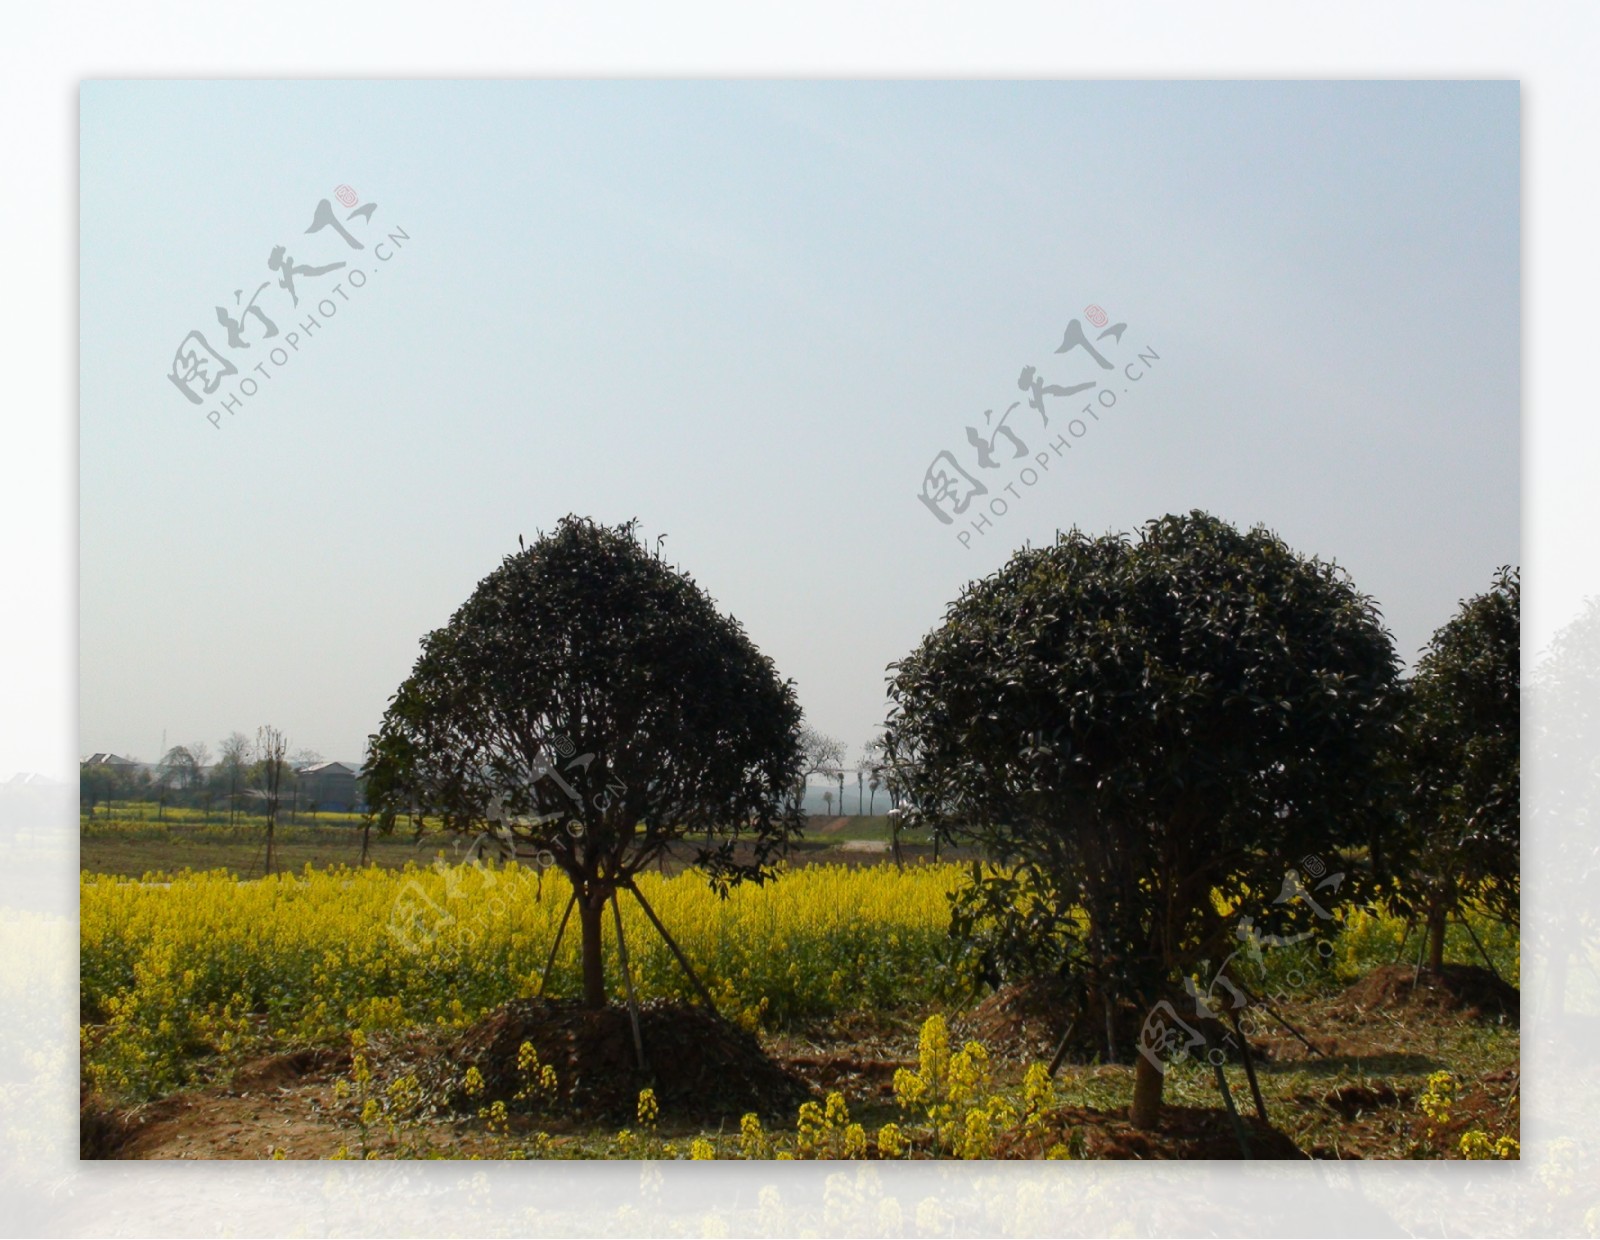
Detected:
[
  {"left": 611, "top": 891, "right": 647, "bottom": 1072},
  {"left": 1212, "top": 1059, "right": 1253, "bottom": 1159},
  {"left": 1459, "top": 914, "right": 1508, "bottom": 985},
  {"left": 535, "top": 892, "right": 578, "bottom": 998},
  {"left": 1046, "top": 1020, "right": 1077, "bottom": 1078},
  {"left": 1226, "top": 1006, "right": 1269, "bottom": 1121},
  {"left": 625, "top": 880, "right": 722, "bottom": 1019},
  {"left": 1233, "top": 979, "right": 1325, "bottom": 1059}
]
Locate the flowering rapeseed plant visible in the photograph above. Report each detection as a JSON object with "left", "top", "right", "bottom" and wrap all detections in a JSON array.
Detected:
[{"left": 80, "top": 861, "right": 961, "bottom": 1099}]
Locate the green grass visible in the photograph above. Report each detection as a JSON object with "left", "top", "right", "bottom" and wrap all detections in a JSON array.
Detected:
[
  {"left": 802, "top": 814, "right": 940, "bottom": 844},
  {"left": 78, "top": 813, "right": 469, "bottom": 879},
  {"left": 78, "top": 831, "right": 453, "bottom": 880},
  {"left": 78, "top": 807, "right": 948, "bottom": 877}
]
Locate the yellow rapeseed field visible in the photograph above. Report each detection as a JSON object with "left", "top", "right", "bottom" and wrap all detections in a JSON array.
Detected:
[
  {"left": 80, "top": 860, "right": 963, "bottom": 1099},
  {"left": 80, "top": 856, "right": 1516, "bottom": 1105}
]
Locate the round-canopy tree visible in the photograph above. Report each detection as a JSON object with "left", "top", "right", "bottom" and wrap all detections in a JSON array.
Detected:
[
  {"left": 364, "top": 516, "right": 805, "bottom": 1010},
  {"left": 883, "top": 511, "right": 1401, "bottom": 1127},
  {"left": 1401, "top": 565, "right": 1519, "bottom": 971}
]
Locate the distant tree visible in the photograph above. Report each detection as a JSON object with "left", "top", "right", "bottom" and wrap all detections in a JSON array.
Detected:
[
  {"left": 796, "top": 726, "right": 846, "bottom": 810},
  {"left": 863, "top": 734, "right": 887, "bottom": 816},
  {"left": 359, "top": 741, "right": 377, "bottom": 863},
  {"left": 1400, "top": 566, "right": 1520, "bottom": 971},
  {"left": 364, "top": 516, "right": 805, "bottom": 1011},
  {"left": 256, "top": 727, "right": 289, "bottom": 874},
  {"left": 823, "top": 789, "right": 834, "bottom": 816},
  {"left": 110, "top": 759, "right": 151, "bottom": 810},
  {"left": 79, "top": 763, "right": 115, "bottom": 819},
  {"left": 884, "top": 512, "right": 1401, "bottom": 1128},
  {"left": 187, "top": 741, "right": 214, "bottom": 821},
  {"left": 874, "top": 732, "right": 918, "bottom": 866},
  {"left": 157, "top": 746, "right": 198, "bottom": 820},
  {"left": 217, "top": 732, "right": 253, "bottom": 827}
]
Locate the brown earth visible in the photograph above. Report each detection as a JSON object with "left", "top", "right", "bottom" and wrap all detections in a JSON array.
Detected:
[
  {"left": 1339, "top": 964, "right": 1519, "bottom": 1024},
  {"left": 81, "top": 1044, "right": 359, "bottom": 1160},
  {"left": 440, "top": 997, "right": 813, "bottom": 1123},
  {"left": 1313, "top": 1080, "right": 1414, "bottom": 1119},
  {"left": 996, "top": 1103, "right": 1307, "bottom": 1160},
  {"left": 955, "top": 977, "right": 1074, "bottom": 1064},
  {"left": 80, "top": 978, "right": 1519, "bottom": 1161},
  {"left": 955, "top": 978, "right": 1232, "bottom": 1067}
]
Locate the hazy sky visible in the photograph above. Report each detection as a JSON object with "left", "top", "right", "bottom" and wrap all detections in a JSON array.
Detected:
[{"left": 79, "top": 80, "right": 1518, "bottom": 765}]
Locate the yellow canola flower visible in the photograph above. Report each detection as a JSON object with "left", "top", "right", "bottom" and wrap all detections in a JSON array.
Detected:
[
  {"left": 81, "top": 861, "right": 962, "bottom": 1100},
  {"left": 739, "top": 1113, "right": 769, "bottom": 1160}
]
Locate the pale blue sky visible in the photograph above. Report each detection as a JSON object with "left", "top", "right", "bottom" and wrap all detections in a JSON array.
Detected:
[{"left": 79, "top": 80, "right": 1518, "bottom": 765}]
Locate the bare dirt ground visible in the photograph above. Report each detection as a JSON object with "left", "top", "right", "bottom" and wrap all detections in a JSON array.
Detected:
[{"left": 83, "top": 965, "right": 1518, "bottom": 1161}]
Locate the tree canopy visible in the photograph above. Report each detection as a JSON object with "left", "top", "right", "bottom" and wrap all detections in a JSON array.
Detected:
[
  {"left": 883, "top": 511, "right": 1402, "bottom": 1125},
  {"left": 1400, "top": 565, "right": 1520, "bottom": 968},
  {"left": 364, "top": 516, "right": 806, "bottom": 1008}
]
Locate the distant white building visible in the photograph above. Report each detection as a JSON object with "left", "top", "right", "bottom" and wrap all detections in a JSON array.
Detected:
[{"left": 296, "top": 760, "right": 361, "bottom": 812}]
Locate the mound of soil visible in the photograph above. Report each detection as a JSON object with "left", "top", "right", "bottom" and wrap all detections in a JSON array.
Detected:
[
  {"left": 957, "top": 979, "right": 1238, "bottom": 1067},
  {"left": 996, "top": 1103, "right": 1306, "bottom": 1160},
  {"left": 230, "top": 1045, "right": 351, "bottom": 1090},
  {"left": 80, "top": 1089, "right": 140, "bottom": 1159},
  {"left": 82, "top": 1044, "right": 360, "bottom": 1159},
  {"left": 1341, "top": 964, "right": 1519, "bottom": 1024},
  {"left": 957, "top": 979, "right": 1074, "bottom": 1064},
  {"left": 443, "top": 997, "right": 813, "bottom": 1124},
  {"left": 781, "top": 1052, "right": 918, "bottom": 1101}
]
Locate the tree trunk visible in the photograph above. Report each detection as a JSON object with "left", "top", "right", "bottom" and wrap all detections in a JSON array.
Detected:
[
  {"left": 1426, "top": 905, "right": 1448, "bottom": 972},
  {"left": 1130, "top": 1049, "right": 1164, "bottom": 1129},
  {"left": 577, "top": 891, "right": 607, "bottom": 1009}
]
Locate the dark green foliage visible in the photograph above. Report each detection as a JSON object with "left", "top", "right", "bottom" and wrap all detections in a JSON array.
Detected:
[
  {"left": 884, "top": 511, "right": 1402, "bottom": 1025},
  {"left": 1401, "top": 566, "right": 1520, "bottom": 955},
  {"left": 364, "top": 517, "right": 806, "bottom": 1005},
  {"left": 366, "top": 516, "right": 805, "bottom": 886}
]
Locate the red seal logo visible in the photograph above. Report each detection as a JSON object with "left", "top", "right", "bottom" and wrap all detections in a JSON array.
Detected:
[
  {"left": 335, "top": 184, "right": 359, "bottom": 208},
  {"left": 1085, "top": 304, "right": 1109, "bottom": 329}
]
